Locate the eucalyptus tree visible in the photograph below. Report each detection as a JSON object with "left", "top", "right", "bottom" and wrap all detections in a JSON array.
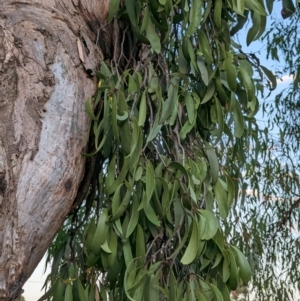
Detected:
[
  {"left": 0, "top": 0, "right": 281, "bottom": 300},
  {"left": 0, "top": 1, "right": 106, "bottom": 300},
  {"left": 223, "top": 1, "right": 300, "bottom": 300}
]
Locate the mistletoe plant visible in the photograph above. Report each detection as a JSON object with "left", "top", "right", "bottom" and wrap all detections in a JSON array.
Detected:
[{"left": 40, "top": 0, "right": 277, "bottom": 300}]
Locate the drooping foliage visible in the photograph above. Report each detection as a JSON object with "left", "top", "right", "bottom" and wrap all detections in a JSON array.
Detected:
[
  {"left": 38, "top": 0, "right": 285, "bottom": 301},
  {"left": 264, "top": 1, "right": 300, "bottom": 151}
]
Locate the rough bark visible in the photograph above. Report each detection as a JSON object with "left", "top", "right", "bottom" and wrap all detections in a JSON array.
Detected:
[{"left": 0, "top": 1, "right": 111, "bottom": 300}]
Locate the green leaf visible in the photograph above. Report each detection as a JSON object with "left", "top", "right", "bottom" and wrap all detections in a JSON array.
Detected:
[
  {"left": 180, "top": 217, "right": 199, "bottom": 264},
  {"left": 111, "top": 95, "right": 119, "bottom": 141},
  {"left": 124, "top": 262, "right": 137, "bottom": 301},
  {"left": 246, "top": 12, "right": 262, "bottom": 45},
  {"left": 224, "top": 52, "right": 237, "bottom": 91},
  {"left": 213, "top": 0, "right": 222, "bottom": 30},
  {"left": 222, "top": 253, "right": 230, "bottom": 282},
  {"left": 146, "top": 18, "right": 161, "bottom": 53},
  {"left": 48, "top": 281, "right": 65, "bottom": 301},
  {"left": 213, "top": 230, "right": 224, "bottom": 252},
  {"left": 129, "top": 124, "right": 143, "bottom": 169},
  {"left": 231, "top": 245, "right": 252, "bottom": 285},
  {"left": 136, "top": 224, "right": 146, "bottom": 267},
  {"left": 101, "top": 240, "right": 112, "bottom": 253},
  {"left": 149, "top": 272, "right": 160, "bottom": 300},
  {"left": 110, "top": 181, "right": 132, "bottom": 222},
  {"left": 220, "top": 286, "right": 230, "bottom": 301},
  {"left": 195, "top": 291, "right": 208, "bottom": 301},
  {"left": 198, "top": 209, "right": 219, "bottom": 240},
  {"left": 211, "top": 97, "right": 224, "bottom": 144},
  {"left": 226, "top": 249, "right": 239, "bottom": 290},
  {"left": 178, "top": 46, "right": 189, "bottom": 74},
  {"left": 197, "top": 58, "right": 209, "bottom": 86},
  {"left": 260, "top": 65, "right": 277, "bottom": 90},
  {"left": 204, "top": 143, "right": 219, "bottom": 185},
  {"left": 128, "top": 74, "right": 137, "bottom": 96},
  {"left": 238, "top": 58, "right": 253, "bottom": 77},
  {"left": 231, "top": 95, "right": 244, "bottom": 138},
  {"left": 266, "top": 0, "right": 274, "bottom": 13},
  {"left": 282, "top": 0, "right": 296, "bottom": 19},
  {"left": 239, "top": 66, "right": 255, "bottom": 103},
  {"left": 106, "top": 157, "right": 129, "bottom": 195},
  {"left": 85, "top": 97, "right": 98, "bottom": 121},
  {"left": 214, "top": 179, "right": 229, "bottom": 219},
  {"left": 77, "top": 279, "right": 88, "bottom": 301},
  {"left": 110, "top": 184, "right": 122, "bottom": 218},
  {"left": 187, "top": 0, "right": 202, "bottom": 35},
  {"left": 185, "top": 92, "right": 195, "bottom": 124},
  {"left": 169, "top": 270, "right": 177, "bottom": 301},
  {"left": 236, "top": 0, "right": 245, "bottom": 14},
  {"left": 167, "top": 216, "right": 190, "bottom": 260},
  {"left": 141, "top": 5, "right": 150, "bottom": 33},
  {"left": 230, "top": 11, "right": 249, "bottom": 35},
  {"left": 226, "top": 175, "right": 235, "bottom": 207},
  {"left": 198, "top": 30, "right": 214, "bottom": 64},
  {"left": 146, "top": 110, "right": 163, "bottom": 143},
  {"left": 117, "top": 111, "right": 128, "bottom": 121},
  {"left": 125, "top": 0, "right": 137, "bottom": 27},
  {"left": 245, "top": 0, "right": 267, "bottom": 15},
  {"left": 38, "top": 278, "right": 60, "bottom": 301},
  {"left": 108, "top": 231, "right": 118, "bottom": 268},
  {"left": 138, "top": 90, "right": 147, "bottom": 126},
  {"left": 210, "top": 284, "right": 224, "bottom": 301},
  {"left": 108, "top": 0, "right": 120, "bottom": 23},
  {"left": 144, "top": 203, "right": 160, "bottom": 226},
  {"left": 123, "top": 240, "right": 134, "bottom": 267},
  {"left": 91, "top": 209, "right": 109, "bottom": 254},
  {"left": 125, "top": 118, "right": 138, "bottom": 157},
  {"left": 160, "top": 77, "right": 179, "bottom": 123},
  {"left": 127, "top": 268, "right": 147, "bottom": 293},
  {"left": 126, "top": 193, "right": 140, "bottom": 238},
  {"left": 118, "top": 95, "right": 132, "bottom": 155},
  {"left": 145, "top": 160, "right": 155, "bottom": 203},
  {"left": 168, "top": 162, "right": 189, "bottom": 184},
  {"left": 201, "top": 81, "right": 215, "bottom": 104}
]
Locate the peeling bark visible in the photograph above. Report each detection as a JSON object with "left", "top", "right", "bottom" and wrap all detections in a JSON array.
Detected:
[{"left": 0, "top": 1, "right": 111, "bottom": 300}]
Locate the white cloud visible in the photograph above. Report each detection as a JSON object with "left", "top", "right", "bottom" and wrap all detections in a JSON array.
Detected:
[{"left": 276, "top": 74, "right": 294, "bottom": 84}]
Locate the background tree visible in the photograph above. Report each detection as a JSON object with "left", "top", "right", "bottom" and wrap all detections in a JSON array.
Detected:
[{"left": 222, "top": 2, "right": 300, "bottom": 300}]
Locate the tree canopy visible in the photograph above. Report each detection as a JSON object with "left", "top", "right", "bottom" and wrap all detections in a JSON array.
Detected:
[
  {"left": 32, "top": 0, "right": 300, "bottom": 301},
  {"left": 226, "top": 4, "right": 300, "bottom": 300}
]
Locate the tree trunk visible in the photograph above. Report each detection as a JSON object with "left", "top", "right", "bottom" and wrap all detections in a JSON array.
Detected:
[{"left": 0, "top": 1, "right": 111, "bottom": 300}]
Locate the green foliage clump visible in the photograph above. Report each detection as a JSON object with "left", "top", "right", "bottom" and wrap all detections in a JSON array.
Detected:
[{"left": 40, "top": 0, "right": 280, "bottom": 300}]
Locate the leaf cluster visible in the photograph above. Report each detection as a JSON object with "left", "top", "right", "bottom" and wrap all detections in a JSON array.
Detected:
[{"left": 40, "top": 0, "right": 280, "bottom": 300}]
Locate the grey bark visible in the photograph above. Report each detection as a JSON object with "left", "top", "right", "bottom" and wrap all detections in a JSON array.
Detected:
[{"left": 0, "top": 1, "right": 111, "bottom": 300}]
